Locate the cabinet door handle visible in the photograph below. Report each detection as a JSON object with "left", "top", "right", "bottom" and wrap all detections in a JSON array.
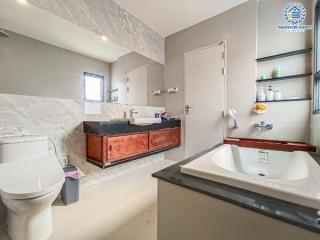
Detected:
[{"left": 109, "top": 145, "right": 112, "bottom": 152}]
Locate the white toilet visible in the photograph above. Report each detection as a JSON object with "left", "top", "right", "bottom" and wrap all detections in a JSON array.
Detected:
[{"left": 0, "top": 136, "right": 65, "bottom": 240}]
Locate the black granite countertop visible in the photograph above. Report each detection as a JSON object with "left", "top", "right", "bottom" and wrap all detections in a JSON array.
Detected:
[
  {"left": 152, "top": 144, "right": 320, "bottom": 234},
  {"left": 83, "top": 119, "right": 181, "bottom": 136}
]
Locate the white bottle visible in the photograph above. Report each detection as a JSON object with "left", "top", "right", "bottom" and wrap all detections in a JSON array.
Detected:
[
  {"left": 257, "top": 87, "right": 266, "bottom": 102},
  {"left": 266, "top": 86, "right": 274, "bottom": 101},
  {"left": 274, "top": 89, "right": 282, "bottom": 101}
]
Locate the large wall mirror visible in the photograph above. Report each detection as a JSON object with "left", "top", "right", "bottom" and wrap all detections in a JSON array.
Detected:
[{"left": 0, "top": 0, "right": 164, "bottom": 107}]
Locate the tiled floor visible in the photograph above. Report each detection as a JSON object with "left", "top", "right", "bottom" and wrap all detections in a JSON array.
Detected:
[{"left": 0, "top": 158, "right": 174, "bottom": 240}]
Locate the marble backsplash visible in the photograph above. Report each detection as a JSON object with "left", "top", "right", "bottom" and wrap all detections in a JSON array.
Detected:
[
  {"left": 28, "top": 0, "right": 165, "bottom": 64},
  {"left": 0, "top": 93, "right": 164, "bottom": 176}
]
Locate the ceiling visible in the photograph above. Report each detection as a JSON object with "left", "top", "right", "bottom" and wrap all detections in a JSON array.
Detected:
[
  {"left": 0, "top": 0, "right": 131, "bottom": 63},
  {"left": 113, "top": 0, "right": 248, "bottom": 37}
]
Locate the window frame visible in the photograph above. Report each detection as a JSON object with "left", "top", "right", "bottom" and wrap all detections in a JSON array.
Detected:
[
  {"left": 83, "top": 72, "right": 105, "bottom": 102},
  {"left": 314, "top": 0, "right": 320, "bottom": 114}
]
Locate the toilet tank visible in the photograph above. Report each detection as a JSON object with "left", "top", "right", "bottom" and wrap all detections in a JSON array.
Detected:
[{"left": 0, "top": 136, "right": 49, "bottom": 163}]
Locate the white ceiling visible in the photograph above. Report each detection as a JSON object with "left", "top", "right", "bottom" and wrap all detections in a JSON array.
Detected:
[
  {"left": 113, "top": 0, "right": 248, "bottom": 37},
  {"left": 0, "top": 0, "right": 131, "bottom": 63}
]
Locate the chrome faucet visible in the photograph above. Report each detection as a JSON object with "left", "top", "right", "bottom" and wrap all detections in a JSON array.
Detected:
[
  {"left": 254, "top": 121, "right": 273, "bottom": 131},
  {"left": 129, "top": 109, "right": 138, "bottom": 119}
]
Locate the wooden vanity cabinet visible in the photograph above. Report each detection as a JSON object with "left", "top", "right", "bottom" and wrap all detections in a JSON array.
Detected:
[
  {"left": 86, "top": 127, "right": 180, "bottom": 167},
  {"left": 149, "top": 128, "right": 180, "bottom": 152},
  {"left": 86, "top": 134, "right": 106, "bottom": 162},
  {"left": 107, "top": 133, "right": 149, "bottom": 162}
]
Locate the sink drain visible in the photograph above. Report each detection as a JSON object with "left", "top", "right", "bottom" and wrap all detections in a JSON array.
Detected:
[{"left": 258, "top": 173, "right": 266, "bottom": 177}]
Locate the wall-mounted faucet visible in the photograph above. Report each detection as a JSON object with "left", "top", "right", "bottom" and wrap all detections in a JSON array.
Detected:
[
  {"left": 129, "top": 109, "right": 138, "bottom": 119},
  {"left": 254, "top": 121, "right": 273, "bottom": 131}
]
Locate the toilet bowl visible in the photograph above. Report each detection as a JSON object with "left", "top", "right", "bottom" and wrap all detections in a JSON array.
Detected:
[
  {"left": 1, "top": 180, "right": 64, "bottom": 240},
  {"left": 0, "top": 136, "right": 65, "bottom": 240}
]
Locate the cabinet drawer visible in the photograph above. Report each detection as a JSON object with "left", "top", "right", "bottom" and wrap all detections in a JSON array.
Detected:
[
  {"left": 86, "top": 134, "right": 107, "bottom": 163},
  {"left": 149, "top": 128, "right": 180, "bottom": 152},
  {"left": 107, "top": 133, "right": 149, "bottom": 162}
]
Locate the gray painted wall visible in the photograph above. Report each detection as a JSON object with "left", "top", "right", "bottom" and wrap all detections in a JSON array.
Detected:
[
  {"left": 111, "top": 52, "right": 164, "bottom": 107},
  {"left": 164, "top": 0, "right": 312, "bottom": 161},
  {"left": 164, "top": 0, "right": 258, "bottom": 160},
  {"left": 0, "top": 30, "right": 110, "bottom": 100}
]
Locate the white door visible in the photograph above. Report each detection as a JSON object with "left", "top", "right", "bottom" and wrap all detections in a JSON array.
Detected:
[
  {"left": 184, "top": 43, "right": 225, "bottom": 158},
  {"left": 126, "top": 65, "right": 148, "bottom": 106}
]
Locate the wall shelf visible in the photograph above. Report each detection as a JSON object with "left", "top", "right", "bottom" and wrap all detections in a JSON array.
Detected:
[
  {"left": 256, "top": 98, "right": 311, "bottom": 103},
  {"left": 256, "top": 73, "right": 312, "bottom": 83},
  {"left": 256, "top": 48, "right": 312, "bottom": 62}
]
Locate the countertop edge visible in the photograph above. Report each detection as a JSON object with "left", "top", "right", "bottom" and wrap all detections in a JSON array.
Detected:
[
  {"left": 152, "top": 144, "right": 320, "bottom": 234},
  {"left": 83, "top": 119, "right": 181, "bottom": 136}
]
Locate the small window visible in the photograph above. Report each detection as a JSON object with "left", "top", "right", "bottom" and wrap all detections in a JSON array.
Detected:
[
  {"left": 314, "top": 1, "right": 320, "bottom": 113},
  {"left": 84, "top": 72, "right": 104, "bottom": 102}
]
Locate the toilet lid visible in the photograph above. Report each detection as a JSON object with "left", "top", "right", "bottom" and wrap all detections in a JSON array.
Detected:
[{"left": 0, "top": 155, "right": 65, "bottom": 200}]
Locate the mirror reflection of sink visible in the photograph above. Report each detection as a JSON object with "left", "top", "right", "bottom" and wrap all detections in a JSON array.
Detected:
[{"left": 129, "top": 118, "right": 161, "bottom": 126}]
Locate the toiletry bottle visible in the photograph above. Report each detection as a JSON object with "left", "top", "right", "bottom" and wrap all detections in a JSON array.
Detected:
[
  {"left": 266, "top": 86, "right": 274, "bottom": 101},
  {"left": 161, "top": 112, "right": 168, "bottom": 120},
  {"left": 273, "top": 66, "right": 281, "bottom": 78},
  {"left": 260, "top": 74, "right": 267, "bottom": 80},
  {"left": 257, "top": 87, "right": 266, "bottom": 102},
  {"left": 274, "top": 89, "right": 282, "bottom": 101}
]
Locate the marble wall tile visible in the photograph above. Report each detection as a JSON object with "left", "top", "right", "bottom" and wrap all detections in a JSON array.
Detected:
[
  {"left": 28, "top": 0, "right": 165, "bottom": 64},
  {"left": 0, "top": 93, "right": 164, "bottom": 175}
]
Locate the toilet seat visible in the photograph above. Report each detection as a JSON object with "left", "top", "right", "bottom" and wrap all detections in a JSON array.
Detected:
[{"left": 0, "top": 155, "right": 65, "bottom": 200}]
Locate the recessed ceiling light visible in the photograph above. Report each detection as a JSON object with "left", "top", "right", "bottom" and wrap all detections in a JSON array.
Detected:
[
  {"left": 101, "top": 36, "right": 109, "bottom": 41},
  {"left": 17, "top": 0, "right": 28, "bottom": 4}
]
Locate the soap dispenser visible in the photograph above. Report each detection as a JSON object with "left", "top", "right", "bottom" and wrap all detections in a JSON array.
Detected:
[
  {"left": 266, "top": 86, "right": 274, "bottom": 101},
  {"left": 257, "top": 87, "right": 266, "bottom": 102},
  {"left": 274, "top": 88, "right": 282, "bottom": 101}
]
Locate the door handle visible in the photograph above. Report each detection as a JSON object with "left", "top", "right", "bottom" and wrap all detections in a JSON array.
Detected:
[{"left": 185, "top": 105, "right": 193, "bottom": 114}]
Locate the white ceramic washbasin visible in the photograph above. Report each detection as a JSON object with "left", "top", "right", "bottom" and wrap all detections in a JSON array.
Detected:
[
  {"left": 129, "top": 118, "right": 161, "bottom": 126},
  {"left": 181, "top": 144, "right": 320, "bottom": 209}
]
